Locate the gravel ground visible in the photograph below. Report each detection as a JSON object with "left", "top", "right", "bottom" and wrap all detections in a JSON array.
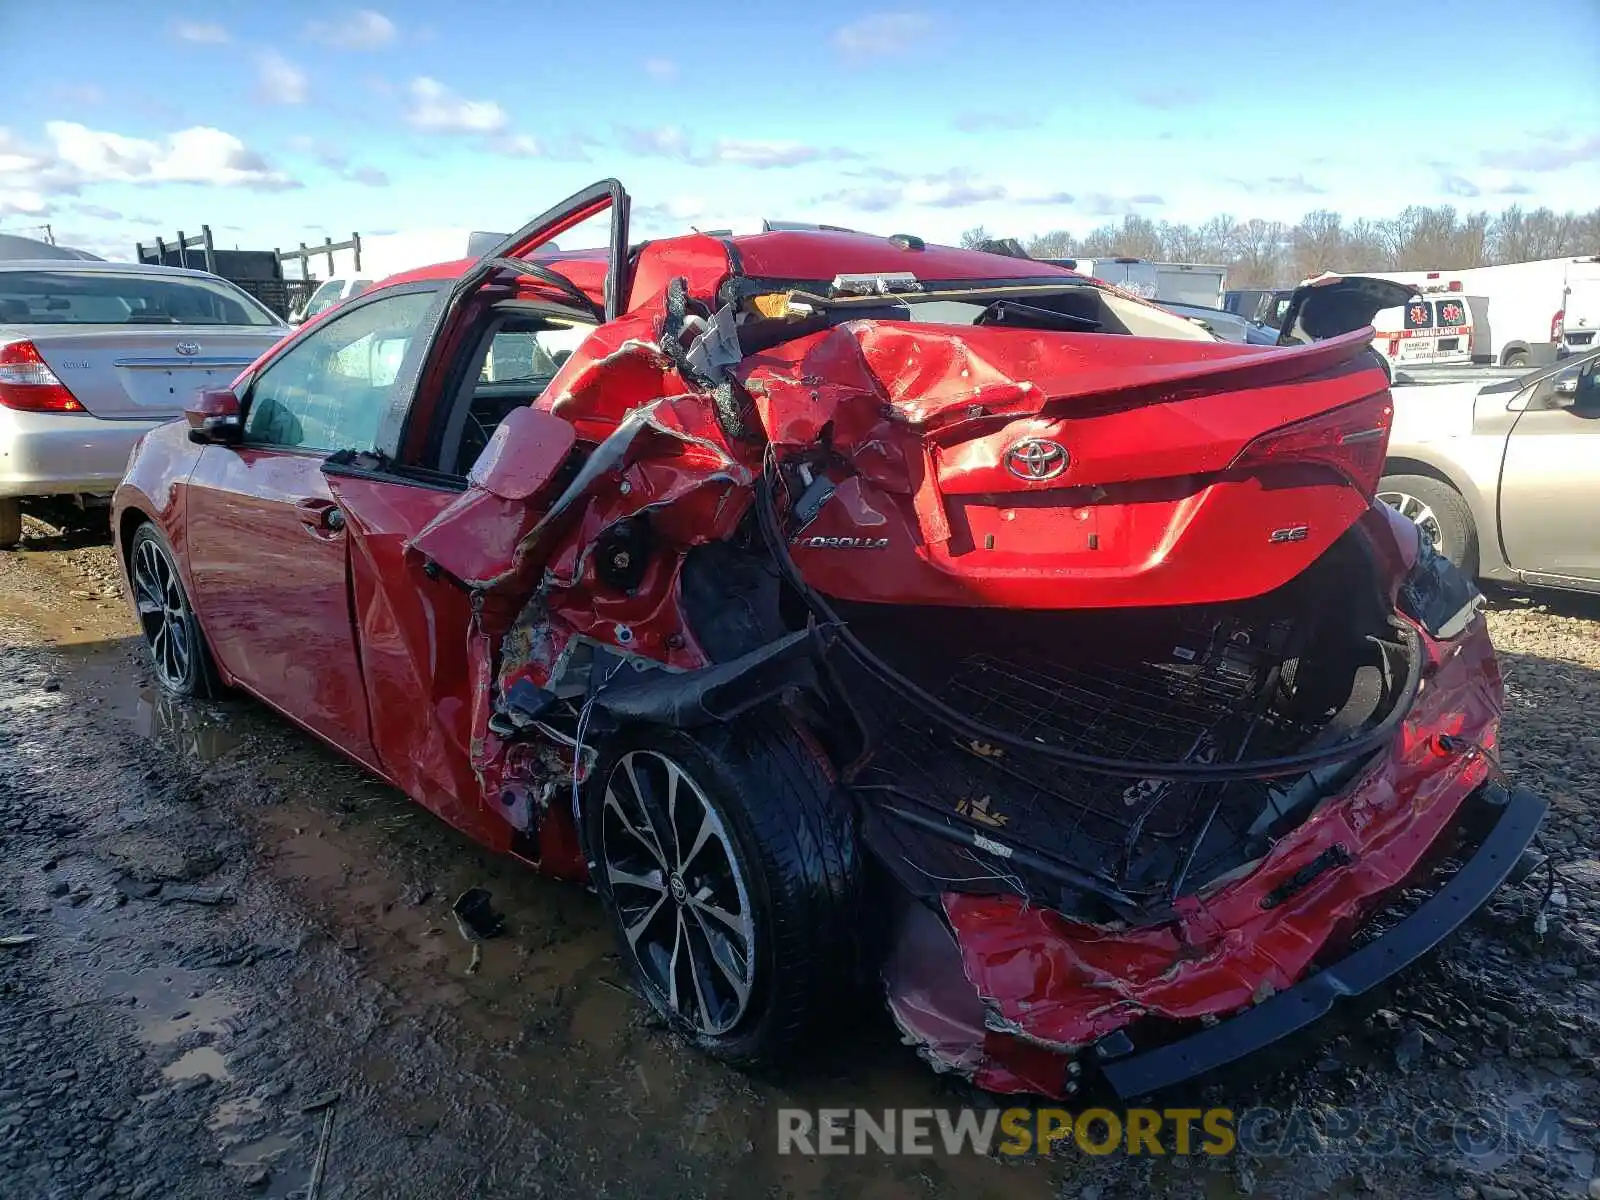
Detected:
[{"left": 1, "top": 533, "right": 1597, "bottom": 1199}]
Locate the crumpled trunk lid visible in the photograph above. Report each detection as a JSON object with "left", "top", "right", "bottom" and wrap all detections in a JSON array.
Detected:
[{"left": 739, "top": 321, "right": 1394, "bottom": 609}]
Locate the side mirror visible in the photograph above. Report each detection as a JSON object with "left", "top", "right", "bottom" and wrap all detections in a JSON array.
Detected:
[
  {"left": 467, "top": 406, "right": 575, "bottom": 501},
  {"left": 1548, "top": 366, "right": 1597, "bottom": 411},
  {"left": 186, "top": 387, "right": 243, "bottom": 445}
]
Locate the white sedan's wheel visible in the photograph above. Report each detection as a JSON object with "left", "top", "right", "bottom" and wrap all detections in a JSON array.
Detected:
[
  {"left": 1377, "top": 473, "right": 1479, "bottom": 577},
  {"left": 1378, "top": 489, "right": 1445, "bottom": 556}
]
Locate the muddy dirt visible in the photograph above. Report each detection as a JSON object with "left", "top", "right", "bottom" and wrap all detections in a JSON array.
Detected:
[{"left": 2, "top": 531, "right": 1597, "bottom": 1200}]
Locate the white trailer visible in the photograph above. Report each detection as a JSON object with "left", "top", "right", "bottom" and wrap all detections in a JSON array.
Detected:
[
  {"left": 1046, "top": 258, "right": 1228, "bottom": 309},
  {"left": 285, "top": 228, "right": 508, "bottom": 324}
]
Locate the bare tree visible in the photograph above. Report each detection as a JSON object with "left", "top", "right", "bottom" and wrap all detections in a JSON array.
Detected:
[
  {"left": 1226, "top": 219, "right": 1288, "bottom": 289},
  {"left": 1026, "top": 229, "right": 1075, "bottom": 259},
  {"left": 980, "top": 202, "right": 1597, "bottom": 286},
  {"left": 1289, "top": 209, "right": 1344, "bottom": 281}
]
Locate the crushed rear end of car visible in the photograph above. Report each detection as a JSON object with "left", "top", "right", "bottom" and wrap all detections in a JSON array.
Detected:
[{"left": 409, "top": 240, "right": 1545, "bottom": 1096}]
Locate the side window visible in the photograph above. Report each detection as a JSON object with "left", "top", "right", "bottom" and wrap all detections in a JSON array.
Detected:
[
  {"left": 479, "top": 321, "right": 588, "bottom": 383},
  {"left": 300, "top": 279, "right": 345, "bottom": 319},
  {"left": 244, "top": 289, "right": 435, "bottom": 453},
  {"left": 447, "top": 318, "right": 592, "bottom": 475}
]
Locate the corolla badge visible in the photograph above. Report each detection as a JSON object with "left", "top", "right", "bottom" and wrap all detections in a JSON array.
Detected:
[
  {"left": 1003, "top": 438, "right": 1069, "bottom": 481},
  {"left": 174, "top": 341, "right": 201, "bottom": 357}
]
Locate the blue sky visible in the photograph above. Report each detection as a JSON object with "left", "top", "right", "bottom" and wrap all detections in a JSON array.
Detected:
[{"left": 2, "top": 0, "right": 1597, "bottom": 261}]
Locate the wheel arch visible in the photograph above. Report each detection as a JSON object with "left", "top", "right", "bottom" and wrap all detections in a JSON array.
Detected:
[
  {"left": 1380, "top": 454, "right": 1508, "bottom": 576},
  {"left": 116, "top": 504, "right": 153, "bottom": 576},
  {"left": 120, "top": 505, "right": 234, "bottom": 690}
]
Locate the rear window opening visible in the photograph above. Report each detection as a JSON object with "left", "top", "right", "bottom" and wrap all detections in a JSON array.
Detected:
[
  {"left": 736, "top": 279, "right": 1219, "bottom": 351},
  {"left": 0, "top": 270, "right": 280, "bottom": 327}
]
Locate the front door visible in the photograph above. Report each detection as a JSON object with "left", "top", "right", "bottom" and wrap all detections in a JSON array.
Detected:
[
  {"left": 184, "top": 285, "right": 441, "bottom": 766},
  {"left": 1498, "top": 355, "right": 1600, "bottom": 582}
]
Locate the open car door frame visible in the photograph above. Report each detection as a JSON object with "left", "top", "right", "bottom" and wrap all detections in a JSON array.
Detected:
[{"left": 318, "top": 180, "right": 632, "bottom": 864}]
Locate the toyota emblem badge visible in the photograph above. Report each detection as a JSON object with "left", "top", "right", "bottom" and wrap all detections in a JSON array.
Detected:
[
  {"left": 174, "top": 341, "right": 201, "bottom": 357},
  {"left": 1003, "top": 438, "right": 1069, "bottom": 481}
]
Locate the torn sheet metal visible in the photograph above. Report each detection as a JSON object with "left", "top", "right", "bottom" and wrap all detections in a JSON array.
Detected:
[{"left": 890, "top": 612, "right": 1504, "bottom": 1095}]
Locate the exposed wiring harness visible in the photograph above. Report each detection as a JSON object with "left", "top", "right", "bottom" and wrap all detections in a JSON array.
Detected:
[{"left": 754, "top": 464, "right": 1427, "bottom": 783}]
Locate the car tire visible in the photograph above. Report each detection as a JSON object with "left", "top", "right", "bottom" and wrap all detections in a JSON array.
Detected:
[
  {"left": 128, "top": 523, "right": 221, "bottom": 699},
  {"left": 1378, "top": 473, "right": 1479, "bottom": 578},
  {"left": 1503, "top": 349, "right": 1529, "bottom": 368},
  {"left": 586, "top": 711, "right": 861, "bottom": 1068},
  {"left": 0, "top": 499, "right": 21, "bottom": 549}
]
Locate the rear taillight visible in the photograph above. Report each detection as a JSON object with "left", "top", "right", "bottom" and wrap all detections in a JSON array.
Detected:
[
  {"left": 0, "top": 341, "right": 85, "bottom": 412},
  {"left": 1231, "top": 393, "right": 1393, "bottom": 497},
  {"left": 1552, "top": 309, "right": 1565, "bottom": 343}
]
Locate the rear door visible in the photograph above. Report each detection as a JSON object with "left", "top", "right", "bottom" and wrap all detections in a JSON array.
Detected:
[
  {"left": 183, "top": 283, "right": 442, "bottom": 767},
  {"left": 320, "top": 181, "right": 631, "bottom": 844}
]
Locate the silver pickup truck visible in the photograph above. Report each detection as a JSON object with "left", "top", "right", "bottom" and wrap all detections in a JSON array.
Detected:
[{"left": 1379, "top": 349, "right": 1600, "bottom": 593}]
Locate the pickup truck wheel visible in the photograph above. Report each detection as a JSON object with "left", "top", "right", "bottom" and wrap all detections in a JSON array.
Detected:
[
  {"left": 587, "top": 714, "right": 861, "bottom": 1069},
  {"left": 0, "top": 499, "right": 21, "bottom": 549},
  {"left": 1379, "top": 474, "right": 1479, "bottom": 577},
  {"left": 1502, "top": 349, "right": 1529, "bottom": 368}
]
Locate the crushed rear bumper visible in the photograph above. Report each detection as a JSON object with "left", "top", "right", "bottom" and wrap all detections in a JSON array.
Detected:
[
  {"left": 886, "top": 781, "right": 1545, "bottom": 1100},
  {"left": 1097, "top": 783, "right": 1545, "bottom": 1098}
]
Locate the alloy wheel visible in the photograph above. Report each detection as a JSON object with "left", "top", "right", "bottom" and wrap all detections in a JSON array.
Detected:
[
  {"left": 132, "top": 536, "right": 192, "bottom": 690},
  {"left": 599, "top": 749, "right": 757, "bottom": 1036},
  {"left": 1378, "top": 490, "right": 1446, "bottom": 557}
]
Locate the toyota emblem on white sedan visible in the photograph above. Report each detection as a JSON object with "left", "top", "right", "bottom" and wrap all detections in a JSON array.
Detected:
[
  {"left": 1003, "top": 438, "right": 1069, "bottom": 481},
  {"left": 174, "top": 342, "right": 201, "bottom": 356}
]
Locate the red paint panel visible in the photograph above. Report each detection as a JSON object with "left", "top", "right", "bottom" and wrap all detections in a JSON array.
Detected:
[
  {"left": 941, "top": 615, "right": 1503, "bottom": 1075},
  {"left": 183, "top": 445, "right": 378, "bottom": 768},
  {"left": 321, "top": 474, "right": 512, "bottom": 850}
]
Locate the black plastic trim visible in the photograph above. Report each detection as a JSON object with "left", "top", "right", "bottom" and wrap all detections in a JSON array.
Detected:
[{"left": 1100, "top": 784, "right": 1547, "bottom": 1099}]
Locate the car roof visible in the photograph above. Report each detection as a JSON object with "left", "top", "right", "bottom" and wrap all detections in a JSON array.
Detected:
[
  {"left": 0, "top": 260, "right": 237, "bottom": 281},
  {"left": 379, "top": 228, "right": 1081, "bottom": 309}
]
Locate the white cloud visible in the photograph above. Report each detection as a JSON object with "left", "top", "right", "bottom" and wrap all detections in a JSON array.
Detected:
[
  {"left": 0, "top": 129, "right": 44, "bottom": 177},
  {"left": 0, "top": 190, "right": 48, "bottom": 217},
  {"left": 496, "top": 134, "right": 544, "bottom": 157},
  {"left": 813, "top": 168, "right": 1077, "bottom": 213},
  {"left": 172, "top": 20, "right": 230, "bottom": 44},
  {"left": 345, "top": 165, "right": 390, "bottom": 187},
  {"left": 712, "top": 139, "right": 840, "bottom": 168},
  {"left": 832, "top": 12, "right": 934, "bottom": 57},
  {"left": 306, "top": 9, "right": 398, "bottom": 50},
  {"left": 643, "top": 57, "right": 679, "bottom": 82},
  {"left": 0, "top": 122, "right": 300, "bottom": 195},
  {"left": 257, "top": 52, "right": 309, "bottom": 105},
  {"left": 617, "top": 127, "right": 856, "bottom": 169},
  {"left": 631, "top": 196, "right": 708, "bottom": 233},
  {"left": 405, "top": 77, "right": 508, "bottom": 134},
  {"left": 619, "top": 125, "right": 696, "bottom": 159}
]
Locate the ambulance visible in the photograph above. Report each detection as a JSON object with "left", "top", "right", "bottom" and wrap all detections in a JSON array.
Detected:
[{"left": 1369, "top": 274, "right": 1485, "bottom": 369}]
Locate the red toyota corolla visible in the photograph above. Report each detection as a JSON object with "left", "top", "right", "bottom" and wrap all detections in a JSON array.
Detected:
[{"left": 113, "top": 181, "right": 1545, "bottom": 1098}]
